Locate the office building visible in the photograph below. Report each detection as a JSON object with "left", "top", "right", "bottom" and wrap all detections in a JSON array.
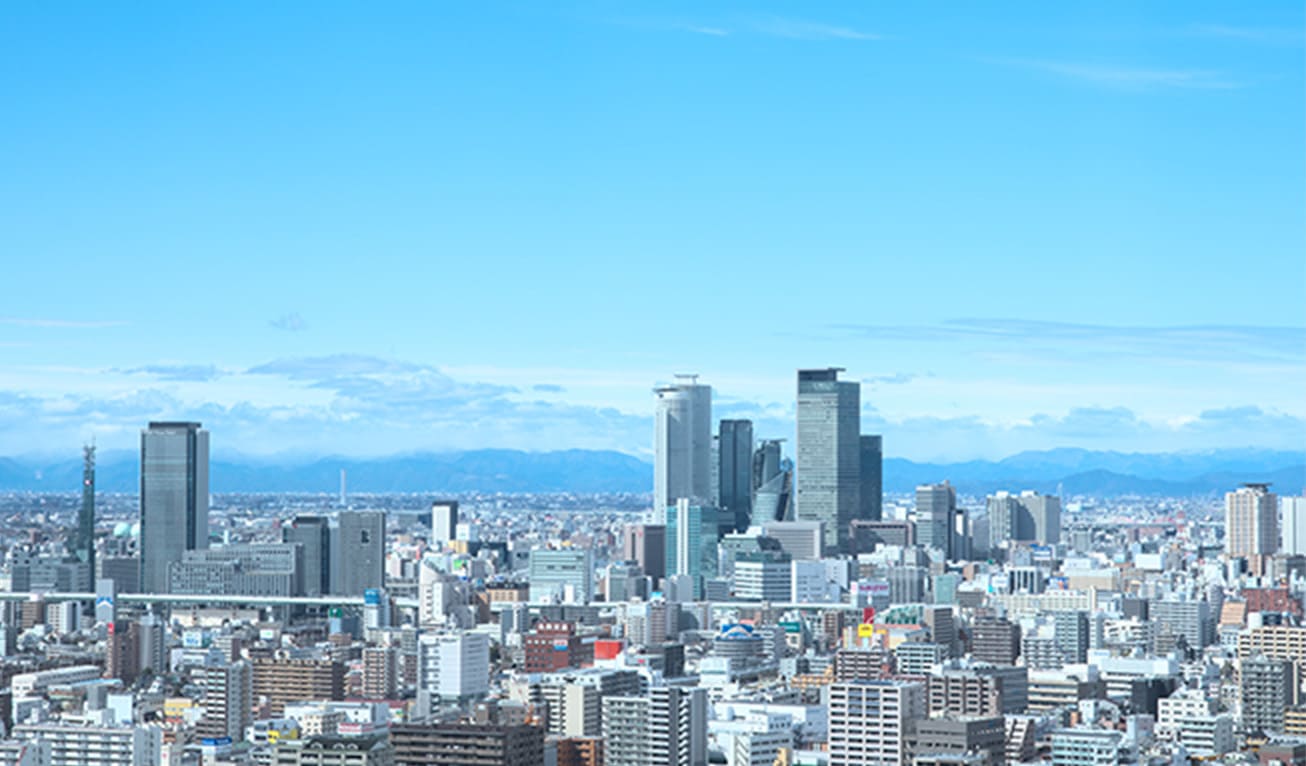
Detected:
[
  {"left": 717, "top": 419, "right": 754, "bottom": 535},
  {"left": 795, "top": 368, "right": 861, "bottom": 553},
  {"left": 761, "top": 520, "right": 823, "bottom": 561},
  {"left": 859, "top": 435, "right": 883, "bottom": 522},
  {"left": 1284, "top": 496, "right": 1306, "bottom": 556},
  {"left": 828, "top": 680, "right": 926, "bottom": 766},
  {"left": 623, "top": 524, "right": 666, "bottom": 583},
  {"left": 390, "top": 724, "right": 544, "bottom": 766},
  {"left": 419, "top": 632, "right": 490, "bottom": 705},
  {"left": 987, "top": 491, "right": 1061, "bottom": 551},
  {"left": 334, "top": 511, "right": 385, "bottom": 595},
  {"left": 283, "top": 515, "right": 331, "bottom": 597},
  {"left": 733, "top": 550, "right": 792, "bottom": 601},
  {"left": 907, "top": 716, "right": 1005, "bottom": 766},
  {"left": 431, "top": 500, "right": 459, "bottom": 546},
  {"left": 850, "top": 520, "right": 914, "bottom": 554},
  {"left": 602, "top": 686, "right": 707, "bottom": 766},
  {"left": 1226, "top": 483, "right": 1279, "bottom": 557},
  {"left": 653, "top": 376, "right": 713, "bottom": 522},
  {"left": 139, "top": 421, "right": 209, "bottom": 593},
  {"left": 666, "top": 499, "right": 719, "bottom": 599},
  {"left": 169, "top": 543, "right": 302, "bottom": 598},
  {"left": 529, "top": 547, "right": 594, "bottom": 603},
  {"left": 1049, "top": 729, "right": 1123, "bottom": 766},
  {"left": 752, "top": 439, "right": 792, "bottom": 523},
  {"left": 916, "top": 483, "right": 957, "bottom": 558},
  {"left": 1149, "top": 598, "right": 1212, "bottom": 652}
]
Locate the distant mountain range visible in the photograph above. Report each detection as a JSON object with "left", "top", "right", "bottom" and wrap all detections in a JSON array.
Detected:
[{"left": 0, "top": 447, "right": 1302, "bottom": 497}]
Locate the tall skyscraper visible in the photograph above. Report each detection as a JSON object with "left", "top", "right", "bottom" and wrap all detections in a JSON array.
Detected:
[
  {"left": 1225, "top": 484, "right": 1279, "bottom": 558},
  {"left": 795, "top": 368, "right": 860, "bottom": 553},
  {"left": 334, "top": 511, "right": 385, "bottom": 595},
  {"left": 858, "top": 435, "right": 882, "bottom": 522},
  {"left": 1283, "top": 496, "right": 1306, "bottom": 556},
  {"left": 73, "top": 444, "right": 96, "bottom": 585},
  {"left": 653, "top": 376, "right": 713, "bottom": 523},
  {"left": 666, "top": 499, "right": 719, "bottom": 599},
  {"left": 752, "top": 440, "right": 792, "bottom": 523},
  {"left": 283, "top": 516, "right": 331, "bottom": 597},
  {"left": 915, "top": 483, "right": 957, "bottom": 558},
  {"left": 139, "top": 421, "right": 209, "bottom": 594},
  {"left": 717, "top": 419, "right": 754, "bottom": 535}
]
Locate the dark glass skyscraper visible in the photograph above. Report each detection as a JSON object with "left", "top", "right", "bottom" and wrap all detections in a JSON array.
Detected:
[
  {"left": 139, "top": 421, "right": 209, "bottom": 593},
  {"left": 859, "top": 435, "right": 882, "bottom": 522},
  {"left": 283, "top": 516, "right": 331, "bottom": 597},
  {"left": 717, "top": 419, "right": 754, "bottom": 535}
]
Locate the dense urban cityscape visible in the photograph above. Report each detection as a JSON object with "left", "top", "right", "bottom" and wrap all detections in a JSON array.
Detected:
[{"left": 0, "top": 370, "right": 1301, "bottom": 766}]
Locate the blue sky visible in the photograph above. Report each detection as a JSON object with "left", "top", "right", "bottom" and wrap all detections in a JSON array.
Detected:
[{"left": 1, "top": 2, "right": 1303, "bottom": 461}]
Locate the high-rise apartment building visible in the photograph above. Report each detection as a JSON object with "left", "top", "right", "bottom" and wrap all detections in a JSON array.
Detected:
[
  {"left": 828, "top": 680, "right": 926, "bottom": 766},
  {"left": 1054, "top": 611, "right": 1090, "bottom": 664},
  {"left": 139, "top": 421, "right": 209, "bottom": 593},
  {"left": 1225, "top": 484, "right": 1279, "bottom": 558},
  {"left": 74, "top": 444, "right": 96, "bottom": 588},
  {"left": 252, "top": 658, "right": 346, "bottom": 716},
  {"left": 859, "top": 435, "right": 883, "bottom": 522},
  {"left": 334, "top": 511, "right": 385, "bottom": 595},
  {"left": 602, "top": 686, "right": 707, "bottom": 766},
  {"left": 717, "top": 419, "right": 754, "bottom": 535},
  {"left": 390, "top": 724, "right": 544, "bottom": 766},
  {"left": 283, "top": 515, "right": 331, "bottom": 597},
  {"left": 795, "top": 368, "right": 860, "bottom": 553},
  {"left": 1241, "top": 656, "right": 1293, "bottom": 734},
  {"left": 195, "top": 659, "right": 252, "bottom": 741},
  {"left": 971, "top": 617, "right": 1022, "bottom": 666},
  {"left": 653, "top": 377, "right": 713, "bottom": 523}
]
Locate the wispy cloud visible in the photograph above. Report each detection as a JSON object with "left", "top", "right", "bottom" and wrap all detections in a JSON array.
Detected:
[
  {"left": 269, "top": 312, "right": 308, "bottom": 332},
  {"left": 121, "top": 364, "right": 224, "bottom": 382},
  {"left": 831, "top": 319, "right": 1306, "bottom": 366},
  {"left": 0, "top": 317, "right": 126, "bottom": 329},
  {"left": 752, "top": 16, "right": 881, "bottom": 41},
  {"left": 686, "top": 25, "right": 729, "bottom": 37},
  {"left": 1185, "top": 24, "right": 1304, "bottom": 44},
  {"left": 992, "top": 58, "right": 1240, "bottom": 90}
]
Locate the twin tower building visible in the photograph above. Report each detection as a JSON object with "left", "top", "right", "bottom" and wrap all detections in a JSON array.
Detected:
[{"left": 653, "top": 368, "right": 882, "bottom": 556}]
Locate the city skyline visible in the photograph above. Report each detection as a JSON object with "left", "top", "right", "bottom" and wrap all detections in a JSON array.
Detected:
[{"left": 1, "top": 3, "right": 1303, "bottom": 461}]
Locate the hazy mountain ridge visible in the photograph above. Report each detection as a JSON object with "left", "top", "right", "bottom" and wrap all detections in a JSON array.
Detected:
[{"left": 0, "top": 448, "right": 1301, "bottom": 497}]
